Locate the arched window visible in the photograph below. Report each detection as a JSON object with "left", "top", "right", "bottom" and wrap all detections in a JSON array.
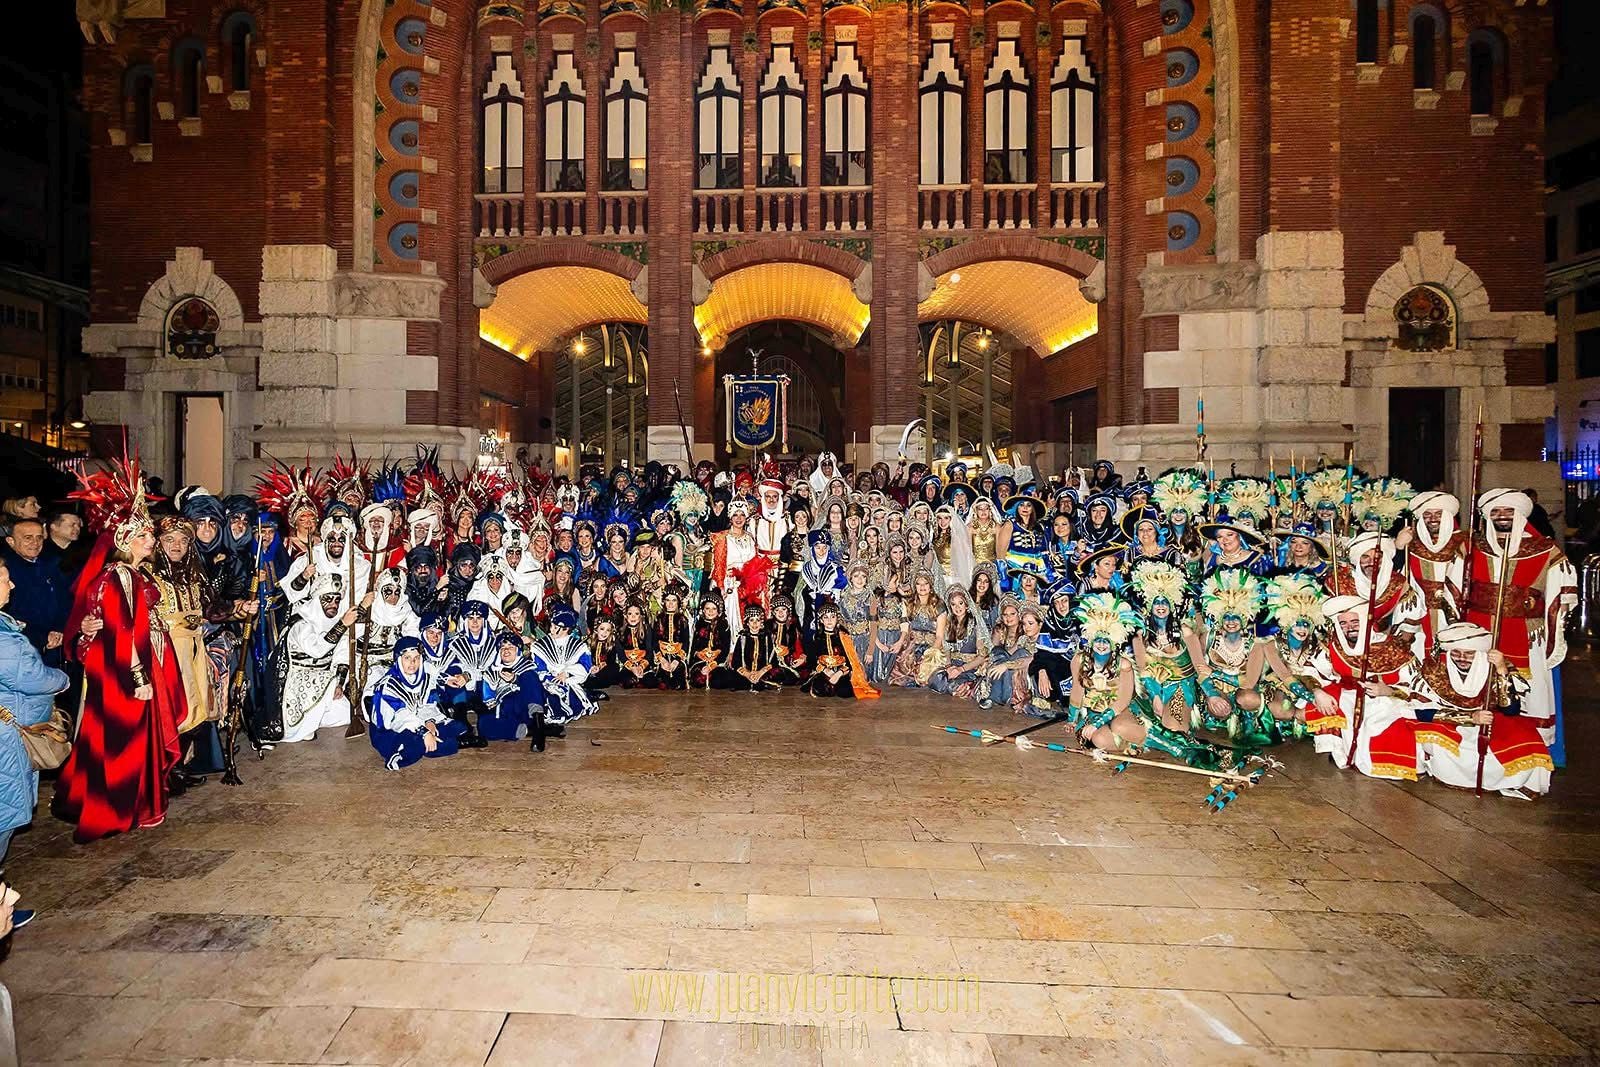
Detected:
[
  {"left": 984, "top": 36, "right": 1030, "bottom": 184},
  {"left": 173, "top": 39, "right": 204, "bottom": 119},
  {"left": 1411, "top": 12, "right": 1436, "bottom": 88},
  {"left": 1356, "top": 0, "right": 1380, "bottom": 63},
  {"left": 482, "top": 53, "right": 525, "bottom": 193},
  {"left": 758, "top": 44, "right": 804, "bottom": 187},
  {"left": 919, "top": 38, "right": 964, "bottom": 186},
  {"left": 543, "top": 50, "right": 586, "bottom": 192},
  {"left": 696, "top": 44, "right": 742, "bottom": 190},
  {"left": 221, "top": 11, "right": 256, "bottom": 92},
  {"left": 822, "top": 39, "right": 869, "bottom": 187},
  {"left": 124, "top": 64, "right": 156, "bottom": 143},
  {"left": 604, "top": 48, "right": 647, "bottom": 191},
  {"left": 1467, "top": 28, "right": 1505, "bottom": 116},
  {"left": 1051, "top": 39, "right": 1097, "bottom": 182}
]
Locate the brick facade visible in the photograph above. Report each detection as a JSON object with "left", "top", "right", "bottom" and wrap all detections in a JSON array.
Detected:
[{"left": 77, "top": 0, "right": 1554, "bottom": 489}]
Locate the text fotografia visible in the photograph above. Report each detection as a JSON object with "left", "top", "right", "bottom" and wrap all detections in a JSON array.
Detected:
[
  {"left": 628, "top": 971, "right": 981, "bottom": 1020},
  {"left": 740, "top": 1021, "right": 872, "bottom": 1053}
]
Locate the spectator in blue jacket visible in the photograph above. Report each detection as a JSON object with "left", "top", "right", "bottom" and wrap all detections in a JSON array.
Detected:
[
  {"left": 0, "top": 520, "right": 70, "bottom": 668},
  {"left": 0, "top": 556, "right": 71, "bottom": 928}
]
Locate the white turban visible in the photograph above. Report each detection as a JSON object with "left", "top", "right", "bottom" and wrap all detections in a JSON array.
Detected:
[{"left": 1408, "top": 491, "right": 1460, "bottom": 553}]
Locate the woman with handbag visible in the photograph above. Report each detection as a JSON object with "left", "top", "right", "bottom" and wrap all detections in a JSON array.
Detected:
[{"left": 0, "top": 556, "right": 71, "bottom": 928}]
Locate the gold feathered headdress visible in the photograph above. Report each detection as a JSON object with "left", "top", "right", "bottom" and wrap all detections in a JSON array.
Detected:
[
  {"left": 1153, "top": 467, "right": 1207, "bottom": 518},
  {"left": 1354, "top": 476, "right": 1414, "bottom": 527},
  {"left": 1200, "top": 569, "right": 1264, "bottom": 623},
  {"left": 1300, "top": 466, "right": 1349, "bottom": 511},
  {"left": 1263, "top": 573, "right": 1326, "bottom": 631},
  {"left": 1073, "top": 592, "right": 1141, "bottom": 647},
  {"left": 1219, "top": 476, "right": 1272, "bottom": 522},
  {"left": 1128, "top": 560, "right": 1189, "bottom": 613}
]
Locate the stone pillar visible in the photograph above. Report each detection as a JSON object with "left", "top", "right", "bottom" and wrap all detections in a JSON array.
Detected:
[
  {"left": 254, "top": 244, "right": 460, "bottom": 468},
  {"left": 866, "top": 3, "right": 921, "bottom": 465},
  {"left": 1256, "top": 230, "right": 1350, "bottom": 461},
  {"left": 1102, "top": 231, "right": 1351, "bottom": 473},
  {"left": 644, "top": 11, "right": 694, "bottom": 463}
]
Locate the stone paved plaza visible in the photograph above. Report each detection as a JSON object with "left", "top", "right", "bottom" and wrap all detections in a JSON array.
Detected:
[{"left": 4, "top": 658, "right": 1599, "bottom": 1066}]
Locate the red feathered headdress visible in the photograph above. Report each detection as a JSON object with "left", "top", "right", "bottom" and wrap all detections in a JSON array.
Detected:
[
  {"left": 69, "top": 451, "right": 157, "bottom": 549},
  {"left": 255, "top": 459, "right": 326, "bottom": 525},
  {"left": 404, "top": 445, "right": 447, "bottom": 510}
]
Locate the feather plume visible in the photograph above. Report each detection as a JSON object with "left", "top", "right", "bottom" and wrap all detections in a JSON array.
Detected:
[
  {"left": 1263, "top": 573, "right": 1327, "bottom": 631},
  {"left": 1073, "top": 592, "right": 1141, "bottom": 647},
  {"left": 1128, "top": 560, "right": 1190, "bottom": 612},
  {"left": 1200, "top": 569, "right": 1264, "bottom": 623},
  {"left": 1354, "top": 476, "right": 1415, "bottom": 527},
  {"left": 1152, "top": 467, "right": 1207, "bottom": 517}
]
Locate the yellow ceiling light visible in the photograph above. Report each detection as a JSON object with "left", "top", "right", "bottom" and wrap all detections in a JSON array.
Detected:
[
  {"left": 694, "top": 262, "right": 870, "bottom": 347},
  {"left": 479, "top": 266, "right": 647, "bottom": 359},
  {"left": 917, "top": 260, "right": 1098, "bottom": 357}
]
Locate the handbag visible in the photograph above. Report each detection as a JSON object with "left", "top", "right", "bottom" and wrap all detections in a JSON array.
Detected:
[{"left": 0, "top": 703, "right": 71, "bottom": 771}]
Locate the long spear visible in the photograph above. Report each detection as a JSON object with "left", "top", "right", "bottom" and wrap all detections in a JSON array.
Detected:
[
  {"left": 343, "top": 526, "right": 366, "bottom": 739},
  {"left": 1476, "top": 517, "right": 1511, "bottom": 796},
  {"left": 1195, "top": 393, "right": 1207, "bottom": 464},
  {"left": 933, "top": 726, "right": 1260, "bottom": 783},
  {"left": 1462, "top": 404, "right": 1485, "bottom": 609},
  {"left": 672, "top": 379, "right": 694, "bottom": 469},
  {"left": 1344, "top": 538, "right": 1385, "bottom": 769}
]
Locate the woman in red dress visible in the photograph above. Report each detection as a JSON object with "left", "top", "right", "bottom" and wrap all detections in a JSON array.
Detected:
[{"left": 54, "top": 461, "right": 188, "bottom": 842}]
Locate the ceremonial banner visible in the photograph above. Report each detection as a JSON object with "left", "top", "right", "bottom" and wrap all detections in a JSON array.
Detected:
[{"left": 724, "top": 374, "right": 789, "bottom": 452}]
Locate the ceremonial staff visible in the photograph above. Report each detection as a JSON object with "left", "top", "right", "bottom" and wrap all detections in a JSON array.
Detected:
[
  {"left": 1462, "top": 404, "right": 1484, "bottom": 608},
  {"left": 1476, "top": 509, "right": 1511, "bottom": 796},
  {"left": 672, "top": 379, "right": 694, "bottom": 471},
  {"left": 344, "top": 526, "right": 366, "bottom": 739},
  {"left": 220, "top": 534, "right": 266, "bottom": 785},
  {"left": 1344, "top": 535, "right": 1385, "bottom": 770}
]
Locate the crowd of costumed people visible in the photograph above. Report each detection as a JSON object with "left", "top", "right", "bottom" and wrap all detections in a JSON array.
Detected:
[{"left": 0, "top": 444, "right": 1572, "bottom": 916}]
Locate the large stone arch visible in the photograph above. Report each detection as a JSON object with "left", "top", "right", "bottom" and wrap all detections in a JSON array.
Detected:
[
  {"left": 698, "top": 236, "right": 869, "bottom": 283},
  {"left": 921, "top": 235, "right": 1100, "bottom": 281},
  {"left": 478, "top": 241, "right": 646, "bottom": 287},
  {"left": 1363, "top": 231, "right": 1491, "bottom": 323}
]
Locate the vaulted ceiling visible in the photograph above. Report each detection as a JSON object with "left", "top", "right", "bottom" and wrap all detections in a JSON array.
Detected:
[
  {"left": 479, "top": 266, "right": 647, "bottom": 359},
  {"left": 694, "top": 262, "right": 870, "bottom": 350},
  {"left": 917, "top": 260, "right": 1098, "bottom": 356}
]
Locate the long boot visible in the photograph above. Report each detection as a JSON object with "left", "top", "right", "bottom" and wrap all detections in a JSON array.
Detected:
[
  {"left": 529, "top": 711, "right": 546, "bottom": 752},
  {"left": 455, "top": 704, "right": 488, "bottom": 749}
]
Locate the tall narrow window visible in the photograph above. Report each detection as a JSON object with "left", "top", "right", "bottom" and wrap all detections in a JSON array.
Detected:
[
  {"left": 544, "top": 50, "right": 586, "bottom": 191},
  {"left": 482, "top": 54, "right": 524, "bottom": 193},
  {"left": 1411, "top": 12, "right": 1437, "bottom": 88},
  {"left": 696, "top": 44, "right": 742, "bottom": 190},
  {"left": 604, "top": 49, "right": 647, "bottom": 190},
  {"left": 822, "top": 40, "right": 869, "bottom": 186},
  {"left": 758, "top": 43, "right": 804, "bottom": 187},
  {"left": 919, "top": 38, "right": 964, "bottom": 186},
  {"left": 222, "top": 11, "right": 256, "bottom": 92},
  {"left": 1467, "top": 29, "right": 1504, "bottom": 116},
  {"left": 126, "top": 65, "right": 156, "bottom": 143},
  {"left": 1356, "top": 0, "right": 1380, "bottom": 63},
  {"left": 984, "top": 37, "right": 1031, "bottom": 184},
  {"left": 175, "top": 42, "right": 204, "bottom": 118},
  {"left": 1050, "top": 39, "right": 1097, "bottom": 182}
]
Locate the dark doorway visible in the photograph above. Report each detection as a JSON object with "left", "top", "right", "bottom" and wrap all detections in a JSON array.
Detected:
[
  {"left": 1389, "top": 387, "right": 1450, "bottom": 492},
  {"left": 715, "top": 322, "right": 846, "bottom": 464}
]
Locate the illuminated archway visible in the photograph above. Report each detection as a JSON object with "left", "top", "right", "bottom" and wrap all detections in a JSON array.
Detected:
[{"left": 695, "top": 261, "right": 869, "bottom": 350}]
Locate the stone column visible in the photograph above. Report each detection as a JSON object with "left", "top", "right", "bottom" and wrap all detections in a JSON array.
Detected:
[
  {"left": 866, "top": 3, "right": 922, "bottom": 463},
  {"left": 254, "top": 244, "right": 458, "bottom": 469},
  {"left": 644, "top": 11, "right": 695, "bottom": 466}
]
